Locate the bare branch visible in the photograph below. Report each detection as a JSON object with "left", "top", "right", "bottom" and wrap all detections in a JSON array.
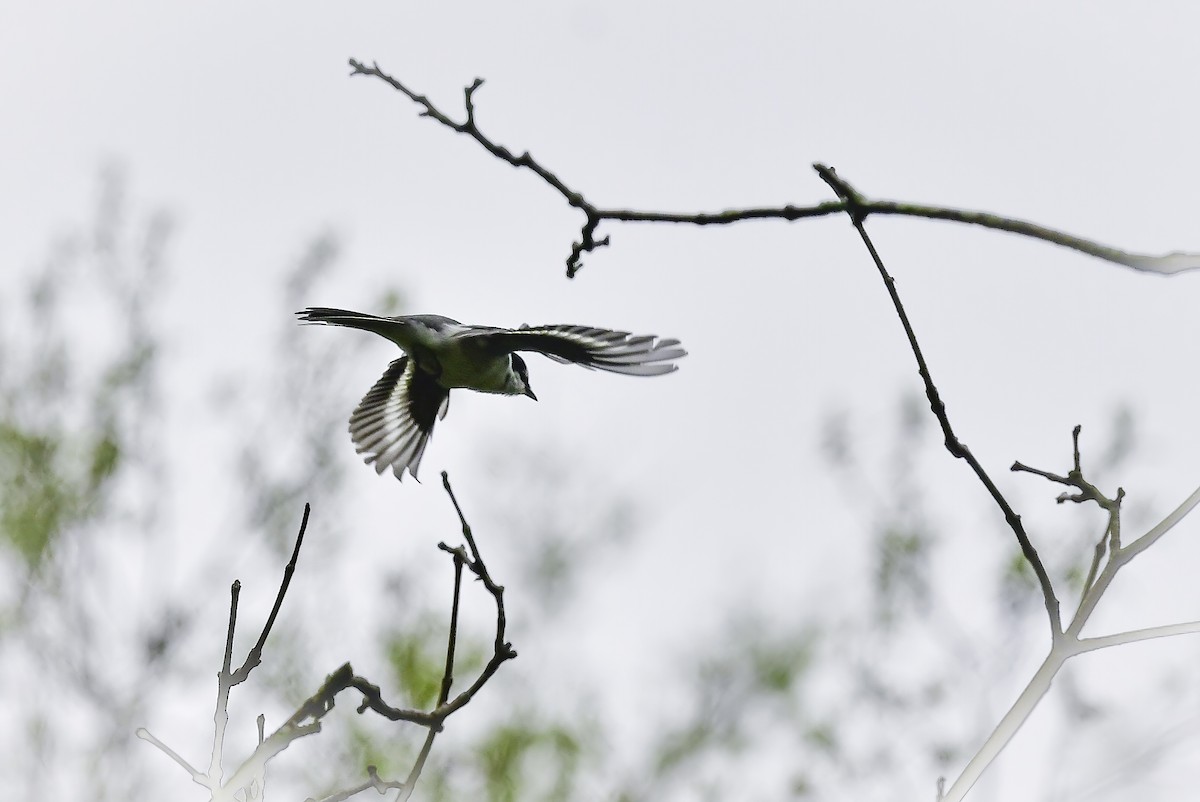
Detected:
[
  {"left": 944, "top": 455, "right": 1200, "bottom": 801},
  {"left": 1073, "top": 620, "right": 1200, "bottom": 654},
  {"left": 209, "top": 579, "right": 240, "bottom": 786},
  {"left": 217, "top": 504, "right": 310, "bottom": 786},
  {"left": 348, "top": 58, "right": 1200, "bottom": 279},
  {"left": 1012, "top": 439, "right": 1200, "bottom": 641},
  {"left": 232, "top": 502, "right": 311, "bottom": 681},
  {"left": 345, "top": 673, "right": 436, "bottom": 725},
  {"left": 135, "top": 727, "right": 209, "bottom": 788},
  {"left": 1117, "top": 481, "right": 1200, "bottom": 561},
  {"left": 155, "top": 502, "right": 460, "bottom": 801},
  {"left": 142, "top": 504, "right": 314, "bottom": 800},
  {"left": 816, "top": 164, "right": 1063, "bottom": 641},
  {"left": 395, "top": 525, "right": 467, "bottom": 802},
  {"left": 1067, "top": 482, "right": 1200, "bottom": 639},
  {"left": 309, "top": 766, "right": 395, "bottom": 802},
  {"left": 1012, "top": 426, "right": 1123, "bottom": 513},
  {"left": 441, "top": 470, "right": 510, "bottom": 655},
  {"left": 1012, "top": 427, "right": 1125, "bottom": 600},
  {"left": 315, "top": 473, "right": 517, "bottom": 802}
]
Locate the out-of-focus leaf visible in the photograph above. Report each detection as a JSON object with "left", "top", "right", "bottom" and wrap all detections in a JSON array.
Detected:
[
  {"left": 804, "top": 721, "right": 838, "bottom": 755},
  {"left": 88, "top": 431, "right": 120, "bottom": 491},
  {"left": 654, "top": 722, "right": 712, "bottom": 775},
  {"left": 386, "top": 629, "right": 446, "bottom": 711},
  {"left": 476, "top": 720, "right": 584, "bottom": 802},
  {"left": 875, "top": 525, "right": 931, "bottom": 622},
  {"left": 750, "top": 630, "right": 815, "bottom": 694},
  {"left": 384, "top": 619, "right": 487, "bottom": 711},
  {"left": 0, "top": 422, "right": 76, "bottom": 567}
]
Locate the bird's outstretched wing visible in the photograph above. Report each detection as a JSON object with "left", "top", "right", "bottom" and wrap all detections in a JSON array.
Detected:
[
  {"left": 482, "top": 325, "right": 687, "bottom": 376},
  {"left": 349, "top": 357, "right": 449, "bottom": 481}
]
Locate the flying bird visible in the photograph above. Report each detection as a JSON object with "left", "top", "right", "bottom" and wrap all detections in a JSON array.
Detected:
[{"left": 298, "top": 308, "right": 686, "bottom": 481}]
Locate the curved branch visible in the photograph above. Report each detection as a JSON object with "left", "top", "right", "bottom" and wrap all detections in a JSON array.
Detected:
[
  {"left": 817, "top": 164, "right": 1062, "bottom": 640},
  {"left": 349, "top": 58, "right": 1200, "bottom": 279}
]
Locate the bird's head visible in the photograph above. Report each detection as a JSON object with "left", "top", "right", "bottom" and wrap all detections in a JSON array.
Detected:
[{"left": 509, "top": 354, "right": 537, "bottom": 400}]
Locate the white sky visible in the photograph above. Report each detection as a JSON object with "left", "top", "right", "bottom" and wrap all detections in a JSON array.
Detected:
[{"left": 3, "top": 2, "right": 1200, "bottom": 800}]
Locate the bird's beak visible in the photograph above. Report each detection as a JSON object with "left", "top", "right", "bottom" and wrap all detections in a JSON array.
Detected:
[{"left": 523, "top": 387, "right": 538, "bottom": 401}]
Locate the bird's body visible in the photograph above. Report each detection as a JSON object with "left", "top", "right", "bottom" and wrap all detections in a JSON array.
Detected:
[
  {"left": 298, "top": 308, "right": 685, "bottom": 481},
  {"left": 328, "top": 312, "right": 528, "bottom": 393}
]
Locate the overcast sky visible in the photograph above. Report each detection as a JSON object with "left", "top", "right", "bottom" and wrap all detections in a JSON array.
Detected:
[{"left": 4, "top": 2, "right": 1200, "bottom": 799}]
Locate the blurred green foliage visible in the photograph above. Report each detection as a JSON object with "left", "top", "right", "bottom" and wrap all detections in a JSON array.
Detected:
[
  {"left": 0, "top": 166, "right": 173, "bottom": 800},
  {"left": 384, "top": 615, "right": 487, "bottom": 710},
  {"left": 0, "top": 167, "right": 164, "bottom": 574},
  {"left": 475, "top": 719, "right": 584, "bottom": 802},
  {"left": 0, "top": 422, "right": 75, "bottom": 566}
]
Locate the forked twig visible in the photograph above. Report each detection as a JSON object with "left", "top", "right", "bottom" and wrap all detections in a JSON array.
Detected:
[
  {"left": 141, "top": 485, "right": 516, "bottom": 802},
  {"left": 313, "top": 473, "right": 516, "bottom": 802},
  {"left": 935, "top": 429, "right": 1200, "bottom": 802},
  {"left": 139, "top": 503, "right": 312, "bottom": 800}
]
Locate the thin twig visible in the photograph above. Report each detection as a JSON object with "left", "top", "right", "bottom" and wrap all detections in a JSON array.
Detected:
[
  {"left": 1114, "top": 481, "right": 1200, "bottom": 562},
  {"left": 398, "top": 731, "right": 439, "bottom": 802},
  {"left": 1067, "top": 482, "right": 1200, "bottom": 639},
  {"left": 1012, "top": 427, "right": 1125, "bottom": 598},
  {"left": 308, "top": 767, "right": 395, "bottom": 802},
  {"left": 397, "top": 526, "right": 467, "bottom": 802},
  {"left": 441, "top": 471, "right": 510, "bottom": 654},
  {"left": 348, "top": 58, "right": 1200, "bottom": 279},
  {"left": 816, "top": 163, "right": 1063, "bottom": 641},
  {"left": 1012, "top": 427, "right": 1123, "bottom": 512},
  {"left": 135, "top": 727, "right": 208, "bottom": 787},
  {"left": 209, "top": 579, "right": 240, "bottom": 786},
  {"left": 232, "top": 502, "right": 311, "bottom": 681},
  {"left": 348, "top": 674, "right": 439, "bottom": 726},
  {"left": 1073, "top": 620, "right": 1200, "bottom": 654},
  {"left": 141, "top": 505, "right": 312, "bottom": 799}
]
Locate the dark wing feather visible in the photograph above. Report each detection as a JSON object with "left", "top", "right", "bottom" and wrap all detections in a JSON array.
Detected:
[
  {"left": 348, "top": 357, "right": 449, "bottom": 481},
  {"left": 297, "top": 307, "right": 407, "bottom": 340},
  {"left": 485, "top": 325, "right": 686, "bottom": 376}
]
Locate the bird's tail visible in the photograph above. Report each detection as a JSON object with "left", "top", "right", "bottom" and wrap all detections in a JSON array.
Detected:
[{"left": 297, "top": 307, "right": 404, "bottom": 339}]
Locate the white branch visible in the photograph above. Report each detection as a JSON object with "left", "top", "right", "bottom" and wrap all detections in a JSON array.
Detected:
[{"left": 1074, "top": 620, "right": 1200, "bottom": 654}]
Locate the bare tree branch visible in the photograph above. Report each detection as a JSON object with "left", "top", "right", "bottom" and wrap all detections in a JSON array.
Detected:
[
  {"left": 143, "top": 486, "right": 517, "bottom": 802},
  {"left": 232, "top": 502, "right": 311, "bottom": 681},
  {"left": 139, "top": 503, "right": 312, "bottom": 801},
  {"left": 1013, "top": 425, "right": 1125, "bottom": 597},
  {"left": 313, "top": 473, "right": 517, "bottom": 802},
  {"left": 134, "top": 727, "right": 206, "bottom": 786},
  {"left": 943, "top": 433, "right": 1200, "bottom": 802},
  {"left": 1073, "top": 620, "right": 1200, "bottom": 654},
  {"left": 816, "top": 163, "right": 1063, "bottom": 642},
  {"left": 348, "top": 58, "right": 1200, "bottom": 279}
]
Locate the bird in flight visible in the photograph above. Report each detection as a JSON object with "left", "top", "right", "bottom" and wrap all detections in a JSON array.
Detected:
[{"left": 298, "top": 308, "right": 686, "bottom": 481}]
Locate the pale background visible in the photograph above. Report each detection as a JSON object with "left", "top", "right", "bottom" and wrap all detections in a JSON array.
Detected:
[{"left": 2, "top": 2, "right": 1199, "bottom": 800}]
